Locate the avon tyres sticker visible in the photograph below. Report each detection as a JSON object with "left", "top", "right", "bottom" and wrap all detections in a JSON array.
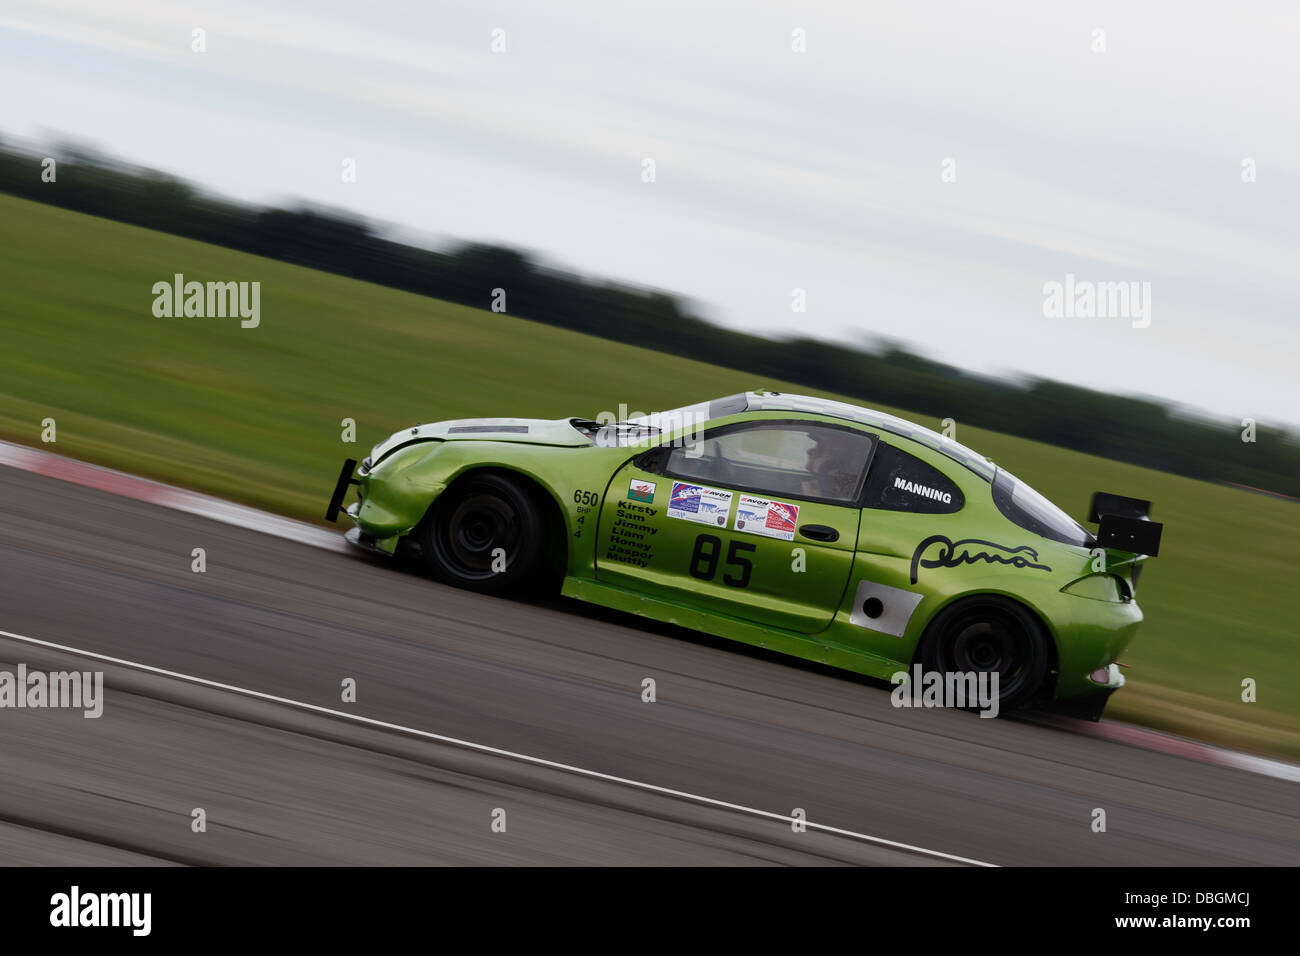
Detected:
[
  {"left": 733, "top": 494, "right": 799, "bottom": 541},
  {"left": 667, "top": 481, "right": 733, "bottom": 526}
]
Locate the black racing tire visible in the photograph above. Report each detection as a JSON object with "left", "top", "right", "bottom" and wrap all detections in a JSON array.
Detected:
[
  {"left": 421, "top": 473, "right": 547, "bottom": 595},
  {"left": 917, "top": 595, "right": 1049, "bottom": 712}
]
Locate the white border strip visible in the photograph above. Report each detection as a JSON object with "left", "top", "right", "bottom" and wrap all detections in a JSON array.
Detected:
[
  {"left": 1038, "top": 715, "right": 1300, "bottom": 784},
  {"left": 0, "top": 440, "right": 346, "bottom": 551},
  {"left": 0, "top": 627, "right": 996, "bottom": 867}
]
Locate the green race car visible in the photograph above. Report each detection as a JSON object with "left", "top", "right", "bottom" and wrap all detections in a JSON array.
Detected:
[{"left": 326, "top": 391, "right": 1162, "bottom": 718}]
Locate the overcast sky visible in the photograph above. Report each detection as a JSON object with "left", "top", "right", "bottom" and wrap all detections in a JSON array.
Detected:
[{"left": 3, "top": 1, "right": 1297, "bottom": 425}]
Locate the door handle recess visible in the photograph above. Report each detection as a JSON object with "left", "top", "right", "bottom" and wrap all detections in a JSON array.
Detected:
[{"left": 798, "top": 524, "right": 839, "bottom": 542}]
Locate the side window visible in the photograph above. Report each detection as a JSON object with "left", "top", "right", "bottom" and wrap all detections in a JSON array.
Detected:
[
  {"left": 862, "top": 443, "right": 963, "bottom": 514},
  {"left": 661, "top": 422, "right": 874, "bottom": 505}
]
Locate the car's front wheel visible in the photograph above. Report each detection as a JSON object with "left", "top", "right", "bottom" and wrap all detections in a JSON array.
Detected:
[
  {"left": 917, "top": 596, "right": 1049, "bottom": 711},
  {"left": 421, "top": 472, "right": 547, "bottom": 595}
]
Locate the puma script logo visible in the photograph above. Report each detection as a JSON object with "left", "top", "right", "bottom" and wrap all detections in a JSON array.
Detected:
[{"left": 910, "top": 535, "right": 1051, "bottom": 585}]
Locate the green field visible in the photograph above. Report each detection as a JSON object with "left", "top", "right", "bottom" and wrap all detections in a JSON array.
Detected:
[{"left": 3, "top": 194, "right": 1296, "bottom": 753}]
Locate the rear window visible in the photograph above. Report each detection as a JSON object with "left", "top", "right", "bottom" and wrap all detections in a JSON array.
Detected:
[
  {"left": 863, "top": 444, "right": 963, "bottom": 514},
  {"left": 992, "top": 469, "right": 1092, "bottom": 547}
]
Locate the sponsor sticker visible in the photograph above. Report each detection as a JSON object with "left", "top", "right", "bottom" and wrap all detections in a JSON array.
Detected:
[
  {"left": 627, "top": 478, "right": 657, "bottom": 502},
  {"left": 667, "top": 481, "right": 734, "bottom": 525},
  {"left": 733, "top": 494, "right": 800, "bottom": 541}
]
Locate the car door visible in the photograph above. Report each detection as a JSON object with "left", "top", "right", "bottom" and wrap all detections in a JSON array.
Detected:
[
  {"left": 836, "top": 439, "right": 971, "bottom": 659},
  {"left": 595, "top": 420, "right": 877, "bottom": 633}
]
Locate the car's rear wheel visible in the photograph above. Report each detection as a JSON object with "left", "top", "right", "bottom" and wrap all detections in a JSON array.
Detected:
[
  {"left": 918, "top": 596, "right": 1049, "bottom": 711},
  {"left": 421, "top": 473, "right": 546, "bottom": 595}
]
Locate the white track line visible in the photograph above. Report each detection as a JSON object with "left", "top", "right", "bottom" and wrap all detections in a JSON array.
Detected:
[{"left": 0, "top": 627, "right": 996, "bottom": 867}]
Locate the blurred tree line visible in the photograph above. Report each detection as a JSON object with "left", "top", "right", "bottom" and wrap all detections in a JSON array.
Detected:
[{"left": 4, "top": 139, "right": 1297, "bottom": 498}]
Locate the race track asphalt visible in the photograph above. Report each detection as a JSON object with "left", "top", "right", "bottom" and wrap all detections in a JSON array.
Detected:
[{"left": 1, "top": 467, "right": 1295, "bottom": 865}]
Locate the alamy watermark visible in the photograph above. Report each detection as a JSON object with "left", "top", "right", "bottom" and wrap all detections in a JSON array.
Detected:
[
  {"left": 592, "top": 404, "right": 706, "bottom": 457},
  {"left": 1043, "top": 273, "right": 1151, "bottom": 328},
  {"left": 50, "top": 886, "right": 150, "bottom": 935},
  {"left": 152, "top": 273, "right": 260, "bottom": 328},
  {"left": 0, "top": 664, "right": 103, "bottom": 718},
  {"left": 891, "top": 665, "right": 1000, "bottom": 718}
]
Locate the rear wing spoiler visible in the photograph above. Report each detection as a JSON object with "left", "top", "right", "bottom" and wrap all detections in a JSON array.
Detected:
[{"left": 1088, "top": 492, "right": 1162, "bottom": 556}]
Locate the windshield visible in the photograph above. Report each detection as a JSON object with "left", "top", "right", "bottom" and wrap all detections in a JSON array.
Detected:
[
  {"left": 992, "top": 469, "right": 1092, "bottom": 547},
  {"left": 625, "top": 393, "right": 747, "bottom": 430},
  {"left": 575, "top": 396, "right": 738, "bottom": 448}
]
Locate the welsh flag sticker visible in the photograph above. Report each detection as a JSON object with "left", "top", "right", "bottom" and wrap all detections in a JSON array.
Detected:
[{"left": 627, "top": 478, "right": 657, "bottom": 502}]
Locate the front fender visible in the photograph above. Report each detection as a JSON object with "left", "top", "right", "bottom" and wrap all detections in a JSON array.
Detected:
[
  {"left": 354, "top": 439, "right": 630, "bottom": 546},
  {"left": 355, "top": 442, "right": 452, "bottom": 537}
]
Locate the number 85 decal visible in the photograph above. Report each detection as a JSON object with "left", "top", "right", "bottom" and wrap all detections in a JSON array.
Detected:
[{"left": 689, "top": 533, "right": 754, "bottom": 588}]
